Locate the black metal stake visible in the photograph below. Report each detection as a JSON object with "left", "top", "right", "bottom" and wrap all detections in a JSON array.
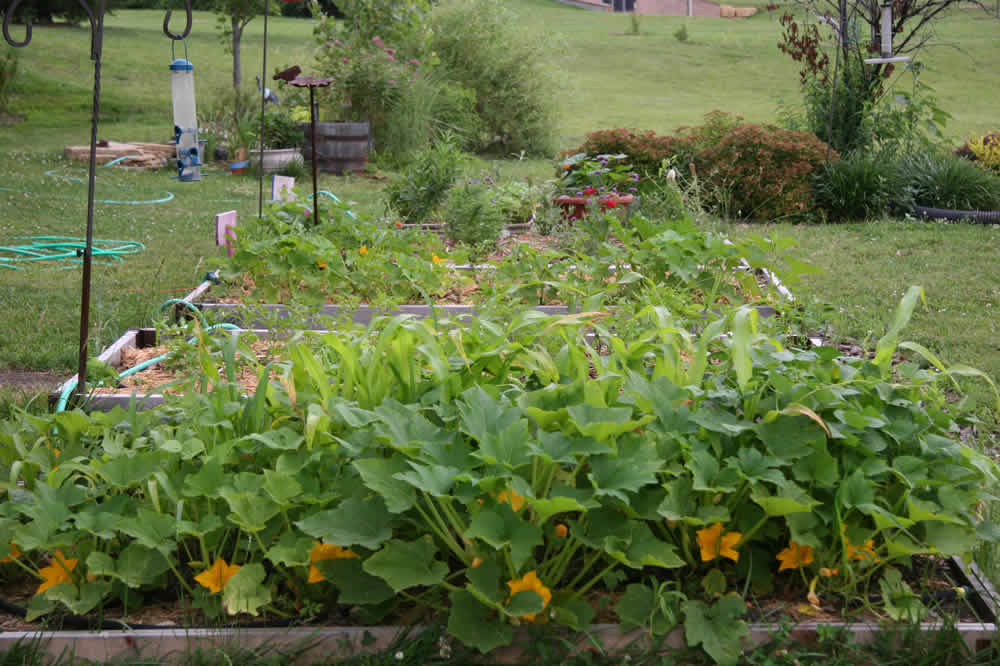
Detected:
[
  {"left": 310, "top": 85, "right": 319, "bottom": 225},
  {"left": 283, "top": 72, "right": 330, "bottom": 225},
  {"left": 74, "top": 0, "right": 105, "bottom": 407}
]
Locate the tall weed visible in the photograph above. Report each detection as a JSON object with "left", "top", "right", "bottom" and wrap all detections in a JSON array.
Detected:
[
  {"left": 425, "top": 0, "right": 560, "bottom": 155},
  {"left": 442, "top": 180, "right": 506, "bottom": 247},
  {"left": 384, "top": 136, "right": 465, "bottom": 223}
]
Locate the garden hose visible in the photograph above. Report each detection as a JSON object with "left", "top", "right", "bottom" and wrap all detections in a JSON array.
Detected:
[
  {"left": 0, "top": 162, "right": 175, "bottom": 205},
  {"left": 315, "top": 189, "right": 357, "bottom": 218},
  {"left": 158, "top": 298, "right": 209, "bottom": 329},
  {"left": 54, "top": 322, "right": 241, "bottom": 413},
  {"left": 0, "top": 236, "right": 144, "bottom": 270}
]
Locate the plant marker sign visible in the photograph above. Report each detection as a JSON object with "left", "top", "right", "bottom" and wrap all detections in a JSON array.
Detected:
[
  {"left": 272, "top": 175, "right": 296, "bottom": 202},
  {"left": 216, "top": 210, "right": 237, "bottom": 258}
]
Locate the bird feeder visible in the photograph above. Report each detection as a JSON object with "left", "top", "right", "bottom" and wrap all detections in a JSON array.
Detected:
[
  {"left": 169, "top": 41, "right": 201, "bottom": 181},
  {"left": 864, "top": 2, "right": 910, "bottom": 65}
]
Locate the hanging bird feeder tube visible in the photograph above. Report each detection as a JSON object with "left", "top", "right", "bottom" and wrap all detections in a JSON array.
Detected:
[
  {"left": 169, "top": 43, "right": 201, "bottom": 181},
  {"left": 864, "top": 2, "right": 910, "bottom": 65}
]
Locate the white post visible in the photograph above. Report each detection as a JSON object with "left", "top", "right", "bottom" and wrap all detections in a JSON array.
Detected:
[{"left": 688, "top": 0, "right": 693, "bottom": 16}]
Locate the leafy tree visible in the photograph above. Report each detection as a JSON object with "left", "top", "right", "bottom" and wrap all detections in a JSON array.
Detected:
[{"left": 215, "top": 0, "right": 269, "bottom": 102}]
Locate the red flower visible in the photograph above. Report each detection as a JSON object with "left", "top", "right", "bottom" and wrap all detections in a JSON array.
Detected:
[
  {"left": 582, "top": 187, "right": 597, "bottom": 195},
  {"left": 602, "top": 199, "right": 618, "bottom": 208}
]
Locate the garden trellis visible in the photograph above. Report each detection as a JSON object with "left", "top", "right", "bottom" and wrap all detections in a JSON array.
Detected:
[{"left": 3, "top": 0, "right": 195, "bottom": 405}]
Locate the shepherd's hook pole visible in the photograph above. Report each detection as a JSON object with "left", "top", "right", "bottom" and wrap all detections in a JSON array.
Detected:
[
  {"left": 5, "top": 0, "right": 193, "bottom": 407},
  {"left": 74, "top": 0, "right": 106, "bottom": 407}
]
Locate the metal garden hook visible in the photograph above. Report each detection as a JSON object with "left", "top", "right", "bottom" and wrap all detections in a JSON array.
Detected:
[
  {"left": 163, "top": 0, "right": 193, "bottom": 40},
  {"left": 3, "top": 0, "right": 100, "bottom": 58},
  {"left": 2, "top": 0, "right": 32, "bottom": 48}
]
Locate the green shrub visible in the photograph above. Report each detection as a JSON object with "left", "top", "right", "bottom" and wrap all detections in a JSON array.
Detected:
[
  {"left": 425, "top": 0, "right": 559, "bottom": 155},
  {"left": 812, "top": 150, "right": 899, "bottom": 221},
  {"left": 385, "top": 137, "right": 465, "bottom": 223},
  {"left": 693, "top": 117, "right": 834, "bottom": 221},
  {"left": 442, "top": 180, "right": 506, "bottom": 247},
  {"left": 251, "top": 110, "right": 304, "bottom": 149},
  {"left": 572, "top": 114, "right": 833, "bottom": 221},
  {"left": 896, "top": 150, "right": 1000, "bottom": 210}
]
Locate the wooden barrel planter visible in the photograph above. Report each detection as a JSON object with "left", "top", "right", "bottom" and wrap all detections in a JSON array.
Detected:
[{"left": 299, "top": 122, "right": 372, "bottom": 174}]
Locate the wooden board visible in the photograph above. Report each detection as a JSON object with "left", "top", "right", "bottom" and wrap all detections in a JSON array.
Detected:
[{"left": 63, "top": 141, "right": 174, "bottom": 169}]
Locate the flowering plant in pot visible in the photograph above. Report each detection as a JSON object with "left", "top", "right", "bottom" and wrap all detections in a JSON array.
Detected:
[
  {"left": 248, "top": 110, "right": 306, "bottom": 173},
  {"left": 553, "top": 152, "right": 639, "bottom": 220}
]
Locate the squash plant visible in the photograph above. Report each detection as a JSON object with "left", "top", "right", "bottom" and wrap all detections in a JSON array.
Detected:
[
  {"left": 213, "top": 199, "right": 801, "bottom": 314},
  {"left": 0, "top": 294, "right": 997, "bottom": 664}
]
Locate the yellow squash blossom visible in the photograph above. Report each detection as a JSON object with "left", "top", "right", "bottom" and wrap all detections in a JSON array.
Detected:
[
  {"left": 819, "top": 567, "right": 839, "bottom": 577},
  {"left": 1, "top": 543, "right": 20, "bottom": 563},
  {"left": 845, "top": 538, "right": 879, "bottom": 563},
  {"left": 506, "top": 571, "right": 552, "bottom": 622},
  {"left": 696, "top": 523, "right": 742, "bottom": 563},
  {"left": 431, "top": 254, "right": 445, "bottom": 265},
  {"left": 359, "top": 245, "right": 369, "bottom": 256},
  {"left": 776, "top": 541, "right": 814, "bottom": 571},
  {"left": 842, "top": 525, "right": 880, "bottom": 563},
  {"left": 497, "top": 488, "right": 525, "bottom": 512},
  {"left": 37, "top": 550, "right": 78, "bottom": 594},
  {"left": 194, "top": 558, "right": 241, "bottom": 594},
  {"left": 553, "top": 524, "right": 568, "bottom": 538},
  {"left": 308, "top": 542, "right": 359, "bottom": 583}
]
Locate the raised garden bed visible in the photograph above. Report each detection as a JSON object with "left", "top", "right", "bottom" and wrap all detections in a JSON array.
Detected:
[
  {"left": 12, "top": 286, "right": 1000, "bottom": 664},
  {"left": 52, "top": 326, "right": 291, "bottom": 411},
  {"left": 0, "top": 557, "right": 996, "bottom": 663}
]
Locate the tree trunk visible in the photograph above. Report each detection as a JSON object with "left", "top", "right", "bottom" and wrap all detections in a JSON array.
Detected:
[{"left": 231, "top": 15, "right": 242, "bottom": 95}]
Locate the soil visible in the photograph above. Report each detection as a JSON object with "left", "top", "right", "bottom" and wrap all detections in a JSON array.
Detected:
[{"left": 92, "top": 339, "right": 279, "bottom": 396}]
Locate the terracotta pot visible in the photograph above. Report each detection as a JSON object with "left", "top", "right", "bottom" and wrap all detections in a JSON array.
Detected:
[{"left": 554, "top": 194, "right": 635, "bottom": 221}]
